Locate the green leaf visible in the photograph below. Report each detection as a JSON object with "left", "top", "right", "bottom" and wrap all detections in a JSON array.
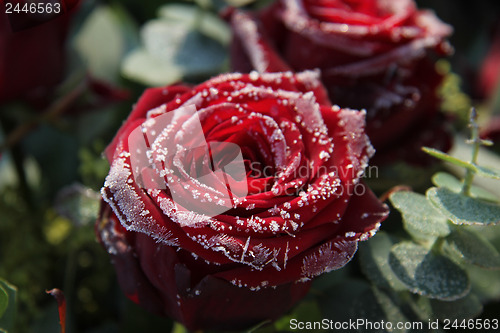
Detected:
[
  {"left": 75, "top": 4, "right": 138, "bottom": 82},
  {"left": 431, "top": 172, "right": 498, "bottom": 202},
  {"left": 158, "top": 4, "right": 230, "bottom": 45},
  {"left": 0, "top": 280, "right": 17, "bottom": 333},
  {"left": 443, "top": 228, "right": 500, "bottom": 269},
  {"left": 423, "top": 147, "right": 500, "bottom": 180},
  {"left": 352, "top": 287, "right": 414, "bottom": 333},
  {"left": 467, "top": 264, "right": 500, "bottom": 303},
  {"left": 476, "top": 165, "right": 500, "bottom": 180},
  {"left": 390, "top": 191, "right": 451, "bottom": 239},
  {"left": 389, "top": 242, "right": 470, "bottom": 300},
  {"left": 359, "top": 232, "right": 407, "bottom": 291},
  {"left": 122, "top": 6, "right": 228, "bottom": 86},
  {"left": 417, "top": 293, "right": 483, "bottom": 321},
  {"left": 122, "top": 49, "right": 183, "bottom": 87},
  {"left": 422, "top": 147, "right": 475, "bottom": 169},
  {"left": 427, "top": 187, "right": 500, "bottom": 226}
]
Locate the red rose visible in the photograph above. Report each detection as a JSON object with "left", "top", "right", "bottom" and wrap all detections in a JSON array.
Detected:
[
  {"left": 478, "top": 22, "right": 500, "bottom": 99},
  {"left": 0, "top": 7, "right": 72, "bottom": 103},
  {"left": 96, "top": 71, "right": 388, "bottom": 331},
  {"left": 228, "top": 0, "right": 453, "bottom": 164}
]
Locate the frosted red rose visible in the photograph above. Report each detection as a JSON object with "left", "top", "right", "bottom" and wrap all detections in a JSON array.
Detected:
[
  {"left": 96, "top": 71, "right": 388, "bottom": 330},
  {"left": 229, "top": 0, "right": 453, "bottom": 164}
]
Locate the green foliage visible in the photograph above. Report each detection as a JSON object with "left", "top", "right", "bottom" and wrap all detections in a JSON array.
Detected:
[
  {"left": 356, "top": 109, "right": 500, "bottom": 332},
  {"left": 436, "top": 60, "right": 472, "bottom": 126},
  {"left": 352, "top": 287, "right": 414, "bottom": 333},
  {"left": 417, "top": 293, "right": 483, "bottom": 321},
  {"left": 75, "top": 3, "right": 139, "bottom": 82},
  {"left": 390, "top": 191, "right": 451, "bottom": 240},
  {"left": 427, "top": 187, "right": 500, "bottom": 226},
  {"left": 422, "top": 147, "right": 500, "bottom": 180},
  {"left": 443, "top": 228, "right": 500, "bottom": 269},
  {"left": 122, "top": 3, "right": 229, "bottom": 86},
  {"left": 389, "top": 242, "right": 470, "bottom": 300},
  {"left": 359, "top": 232, "right": 407, "bottom": 291},
  {"left": 431, "top": 172, "right": 498, "bottom": 202}
]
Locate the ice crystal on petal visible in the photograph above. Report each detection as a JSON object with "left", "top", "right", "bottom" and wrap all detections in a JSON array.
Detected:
[{"left": 301, "top": 240, "right": 358, "bottom": 278}]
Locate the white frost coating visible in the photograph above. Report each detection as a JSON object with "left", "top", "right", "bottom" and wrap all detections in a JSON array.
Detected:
[
  {"left": 103, "top": 67, "right": 382, "bottom": 277},
  {"left": 301, "top": 240, "right": 358, "bottom": 278},
  {"left": 295, "top": 70, "right": 321, "bottom": 90},
  {"left": 102, "top": 157, "right": 179, "bottom": 246},
  {"left": 231, "top": 11, "right": 268, "bottom": 73},
  {"left": 337, "top": 108, "right": 374, "bottom": 181},
  {"left": 130, "top": 102, "right": 249, "bottom": 227},
  {"left": 202, "top": 233, "right": 279, "bottom": 271},
  {"left": 293, "top": 92, "right": 329, "bottom": 138}
]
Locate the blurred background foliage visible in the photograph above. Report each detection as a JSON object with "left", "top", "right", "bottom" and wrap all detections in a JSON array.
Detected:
[{"left": 1, "top": 0, "right": 500, "bottom": 332}]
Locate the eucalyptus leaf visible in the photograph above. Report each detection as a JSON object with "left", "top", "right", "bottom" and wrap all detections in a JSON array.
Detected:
[
  {"left": 122, "top": 49, "right": 183, "bottom": 86},
  {"left": 443, "top": 228, "right": 500, "bottom": 269},
  {"left": 427, "top": 187, "right": 500, "bottom": 225},
  {"left": 389, "top": 242, "right": 469, "bottom": 300},
  {"left": 467, "top": 264, "right": 500, "bottom": 303},
  {"left": 122, "top": 6, "right": 227, "bottom": 86},
  {"left": 390, "top": 191, "right": 450, "bottom": 239},
  {"left": 157, "top": 4, "right": 230, "bottom": 45},
  {"left": 475, "top": 164, "right": 500, "bottom": 180},
  {"left": 75, "top": 5, "right": 138, "bottom": 82},
  {"left": 431, "top": 172, "right": 498, "bottom": 202},
  {"left": 359, "top": 232, "right": 407, "bottom": 291},
  {"left": 427, "top": 293, "right": 483, "bottom": 321},
  {"left": 422, "top": 147, "right": 474, "bottom": 169},
  {"left": 423, "top": 148, "right": 500, "bottom": 180},
  {"left": 0, "top": 280, "right": 16, "bottom": 333}
]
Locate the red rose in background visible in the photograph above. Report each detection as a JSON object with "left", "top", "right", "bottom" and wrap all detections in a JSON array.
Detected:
[
  {"left": 96, "top": 71, "right": 388, "bottom": 330},
  {"left": 478, "top": 23, "right": 500, "bottom": 100},
  {"left": 228, "top": 0, "right": 453, "bottom": 164},
  {"left": 0, "top": 5, "right": 72, "bottom": 103}
]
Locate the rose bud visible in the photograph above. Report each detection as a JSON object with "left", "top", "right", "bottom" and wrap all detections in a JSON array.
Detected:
[
  {"left": 96, "top": 71, "right": 388, "bottom": 331},
  {"left": 228, "top": 0, "right": 454, "bottom": 165}
]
